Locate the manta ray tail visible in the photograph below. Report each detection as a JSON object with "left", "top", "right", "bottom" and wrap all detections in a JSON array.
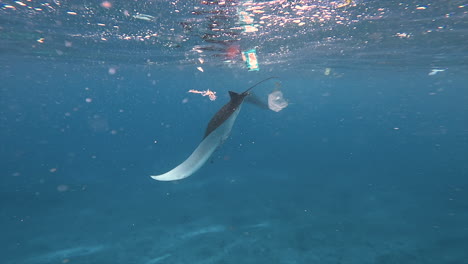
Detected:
[{"left": 243, "top": 76, "right": 279, "bottom": 94}]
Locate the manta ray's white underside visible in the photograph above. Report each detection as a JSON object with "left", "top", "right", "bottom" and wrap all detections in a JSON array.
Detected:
[{"left": 151, "top": 106, "right": 242, "bottom": 181}]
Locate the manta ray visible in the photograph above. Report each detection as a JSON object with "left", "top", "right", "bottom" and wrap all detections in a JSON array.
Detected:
[{"left": 151, "top": 77, "right": 278, "bottom": 181}]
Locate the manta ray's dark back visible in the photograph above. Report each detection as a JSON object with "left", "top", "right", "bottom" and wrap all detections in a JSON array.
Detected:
[{"left": 203, "top": 77, "right": 279, "bottom": 139}]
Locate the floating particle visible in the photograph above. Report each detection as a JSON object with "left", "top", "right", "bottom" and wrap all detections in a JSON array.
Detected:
[
  {"left": 100, "top": 1, "right": 112, "bottom": 9},
  {"left": 268, "top": 90, "right": 288, "bottom": 112},
  {"left": 108, "top": 67, "right": 116, "bottom": 75},
  {"left": 198, "top": 58, "right": 204, "bottom": 64},
  {"left": 182, "top": 98, "right": 189, "bottom": 104},
  {"left": 133, "top": 13, "right": 155, "bottom": 21},
  {"left": 197, "top": 66, "right": 204, "bottom": 72},
  {"left": 66, "top": 11, "right": 77, "bottom": 15},
  {"left": 37, "top": 38, "right": 45, "bottom": 43},
  {"left": 64, "top": 41, "right": 72, "bottom": 47},
  {"left": 188, "top": 89, "right": 217, "bottom": 101},
  {"left": 49, "top": 168, "right": 57, "bottom": 173},
  {"left": 85, "top": 98, "right": 92, "bottom": 103},
  {"left": 428, "top": 69, "right": 445, "bottom": 75},
  {"left": 324, "top": 67, "right": 331, "bottom": 75},
  {"left": 15, "top": 1, "right": 27, "bottom": 6},
  {"left": 57, "top": 185, "right": 69, "bottom": 192}
]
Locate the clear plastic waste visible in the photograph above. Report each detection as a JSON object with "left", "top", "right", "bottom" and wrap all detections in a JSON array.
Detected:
[{"left": 268, "top": 90, "right": 288, "bottom": 112}]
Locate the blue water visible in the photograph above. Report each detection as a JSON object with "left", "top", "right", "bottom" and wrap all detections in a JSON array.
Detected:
[{"left": 1, "top": 0, "right": 468, "bottom": 263}]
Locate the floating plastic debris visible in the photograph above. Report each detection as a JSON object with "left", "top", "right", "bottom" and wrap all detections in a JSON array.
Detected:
[
  {"left": 188, "top": 89, "right": 217, "bottom": 101},
  {"left": 268, "top": 90, "right": 288, "bottom": 112},
  {"left": 242, "top": 49, "right": 259, "bottom": 71},
  {"left": 395, "top": 32, "right": 411, "bottom": 38}
]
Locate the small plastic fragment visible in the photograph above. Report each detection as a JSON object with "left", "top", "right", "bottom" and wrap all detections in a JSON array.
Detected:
[
  {"left": 188, "top": 89, "right": 217, "bottom": 101},
  {"left": 242, "top": 49, "right": 259, "bottom": 71}
]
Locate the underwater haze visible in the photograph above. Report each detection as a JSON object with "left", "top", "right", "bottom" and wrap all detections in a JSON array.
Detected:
[{"left": 1, "top": 0, "right": 468, "bottom": 263}]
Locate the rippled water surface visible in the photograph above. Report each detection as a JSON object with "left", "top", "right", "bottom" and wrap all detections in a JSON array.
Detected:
[{"left": 1, "top": 1, "right": 468, "bottom": 264}]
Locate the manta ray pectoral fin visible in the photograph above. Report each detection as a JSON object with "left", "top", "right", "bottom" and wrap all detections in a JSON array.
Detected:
[
  {"left": 150, "top": 131, "right": 221, "bottom": 181},
  {"left": 151, "top": 107, "right": 242, "bottom": 181},
  {"left": 245, "top": 92, "right": 269, "bottom": 110}
]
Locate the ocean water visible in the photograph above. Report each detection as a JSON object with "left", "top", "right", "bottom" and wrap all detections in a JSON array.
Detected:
[{"left": 1, "top": 0, "right": 468, "bottom": 263}]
